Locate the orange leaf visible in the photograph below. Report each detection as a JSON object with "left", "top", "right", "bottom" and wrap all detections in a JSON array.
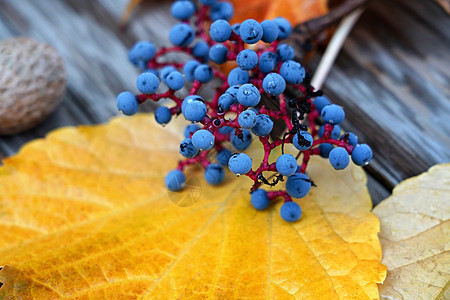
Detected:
[{"left": 0, "top": 114, "right": 385, "bottom": 298}]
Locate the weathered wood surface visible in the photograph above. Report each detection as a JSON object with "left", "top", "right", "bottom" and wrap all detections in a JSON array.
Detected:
[{"left": 0, "top": 0, "right": 449, "bottom": 205}]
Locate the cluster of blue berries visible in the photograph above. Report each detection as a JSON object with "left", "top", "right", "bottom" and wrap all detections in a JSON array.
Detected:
[{"left": 116, "top": 0, "right": 373, "bottom": 222}]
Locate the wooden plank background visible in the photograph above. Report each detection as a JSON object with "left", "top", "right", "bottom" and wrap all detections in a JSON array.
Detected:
[{"left": 0, "top": 0, "right": 449, "bottom": 205}]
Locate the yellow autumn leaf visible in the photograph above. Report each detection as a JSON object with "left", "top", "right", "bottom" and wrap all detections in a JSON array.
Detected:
[
  {"left": 0, "top": 114, "right": 386, "bottom": 299},
  {"left": 373, "top": 164, "right": 450, "bottom": 300}
]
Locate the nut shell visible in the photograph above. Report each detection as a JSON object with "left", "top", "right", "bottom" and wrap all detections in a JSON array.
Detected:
[{"left": 0, "top": 38, "right": 66, "bottom": 135}]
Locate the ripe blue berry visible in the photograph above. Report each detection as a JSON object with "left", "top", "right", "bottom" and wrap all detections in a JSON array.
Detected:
[
  {"left": 258, "top": 51, "right": 277, "bottom": 73},
  {"left": 160, "top": 66, "right": 177, "bottom": 83},
  {"left": 237, "top": 83, "right": 261, "bottom": 107},
  {"left": 251, "top": 114, "right": 273, "bottom": 137},
  {"left": 262, "top": 73, "right": 286, "bottom": 95},
  {"left": 136, "top": 72, "right": 159, "bottom": 94},
  {"left": 351, "top": 144, "right": 373, "bottom": 166},
  {"left": 182, "top": 97, "right": 207, "bottom": 122},
  {"left": 165, "top": 169, "right": 186, "bottom": 191},
  {"left": 341, "top": 132, "right": 358, "bottom": 146},
  {"left": 209, "top": 44, "right": 228, "bottom": 64},
  {"left": 280, "top": 60, "right": 305, "bottom": 84},
  {"left": 217, "top": 148, "right": 232, "bottom": 166},
  {"left": 116, "top": 91, "right": 138, "bottom": 116},
  {"left": 319, "top": 143, "right": 334, "bottom": 158},
  {"left": 251, "top": 189, "right": 270, "bottom": 210},
  {"left": 194, "top": 64, "right": 214, "bottom": 83},
  {"left": 293, "top": 131, "right": 313, "bottom": 151},
  {"left": 218, "top": 126, "right": 234, "bottom": 134},
  {"left": 210, "top": 2, "right": 234, "bottom": 21},
  {"left": 171, "top": 1, "right": 195, "bottom": 20},
  {"left": 260, "top": 20, "right": 278, "bottom": 43},
  {"left": 128, "top": 41, "right": 156, "bottom": 65},
  {"left": 321, "top": 104, "right": 345, "bottom": 125},
  {"left": 285, "top": 173, "right": 311, "bottom": 198},
  {"left": 238, "top": 110, "right": 257, "bottom": 129},
  {"left": 192, "top": 41, "right": 210, "bottom": 61},
  {"left": 230, "top": 129, "right": 252, "bottom": 150},
  {"left": 155, "top": 106, "right": 172, "bottom": 124},
  {"left": 204, "top": 163, "right": 225, "bottom": 185},
  {"left": 273, "top": 17, "right": 292, "bottom": 40},
  {"left": 199, "top": 0, "right": 217, "bottom": 5},
  {"left": 218, "top": 92, "right": 237, "bottom": 110},
  {"left": 166, "top": 71, "right": 185, "bottom": 90},
  {"left": 228, "top": 153, "right": 253, "bottom": 175},
  {"left": 280, "top": 201, "right": 302, "bottom": 222},
  {"left": 276, "top": 154, "right": 297, "bottom": 176},
  {"left": 231, "top": 23, "right": 240, "bottom": 35},
  {"left": 318, "top": 125, "right": 341, "bottom": 139},
  {"left": 313, "top": 96, "right": 331, "bottom": 113},
  {"left": 192, "top": 129, "right": 215, "bottom": 151},
  {"left": 183, "top": 60, "right": 200, "bottom": 82},
  {"left": 236, "top": 49, "right": 258, "bottom": 70},
  {"left": 239, "top": 19, "right": 263, "bottom": 44},
  {"left": 169, "top": 23, "right": 194, "bottom": 46},
  {"left": 276, "top": 44, "right": 294, "bottom": 61},
  {"left": 329, "top": 147, "right": 350, "bottom": 170},
  {"left": 179, "top": 138, "right": 199, "bottom": 158},
  {"left": 210, "top": 19, "right": 232, "bottom": 42},
  {"left": 184, "top": 124, "right": 200, "bottom": 138},
  {"left": 228, "top": 68, "right": 249, "bottom": 85}
]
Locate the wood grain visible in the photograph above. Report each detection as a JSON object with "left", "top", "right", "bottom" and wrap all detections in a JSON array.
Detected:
[{"left": 0, "top": 0, "right": 448, "bottom": 205}]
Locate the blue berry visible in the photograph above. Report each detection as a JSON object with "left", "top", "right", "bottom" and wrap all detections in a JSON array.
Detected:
[
  {"left": 166, "top": 71, "right": 185, "bottom": 90},
  {"left": 260, "top": 20, "right": 278, "bottom": 43},
  {"left": 285, "top": 173, "right": 311, "bottom": 198},
  {"left": 226, "top": 85, "right": 240, "bottom": 98},
  {"left": 239, "top": 19, "right": 263, "bottom": 44},
  {"left": 183, "top": 97, "right": 207, "bottom": 122},
  {"left": 192, "top": 41, "right": 210, "bottom": 61},
  {"left": 231, "top": 23, "right": 240, "bottom": 35},
  {"left": 319, "top": 143, "right": 334, "bottom": 158},
  {"left": 128, "top": 41, "right": 156, "bottom": 65},
  {"left": 251, "top": 114, "right": 273, "bottom": 137},
  {"left": 228, "top": 68, "right": 249, "bottom": 85},
  {"left": 276, "top": 44, "right": 294, "bottom": 61},
  {"left": 171, "top": 1, "right": 195, "bottom": 20},
  {"left": 293, "top": 131, "right": 313, "bottom": 150},
  {"left": 238, "top": 110, "right": 257, "bottom": 129},
  {"left": 184, "top": 124, "right": 200, "bottom": 138},
  {"left": 318, "top": 125, "right": 341, "bottom": 139},
  {"left": 230, "top": 129, "right": 252, "bottom": 150},
  {"left": 210, "top": 19, "right": 232, "bottom": 42},
  {"left": 210, "top": 2, "right": 234, "bottom": 21},
  {"left": 321, "top": 104, "right": 345, "bottom": 125},
  {"left": 258, "top": 51, "right": 277, "bottom": 73},
  {"left": 169, "top": 23, "right": 194, "bottom": 46},
  {"left": 160, "top": 66, "right": 177, "bottom": 83},
  {"left": 204, "top": 164, "right": 225, "bottom": 185},
  {"left": 136, "top": 72, "right": 159, "bottom": 94},
  {"left": 276, "top": 154, "right": 297, "bottom": 176},
  {"left": 218, "top": 92, "right": 237, "bottom": 110},
  {"left": 181, "top": 95, "right": 203, "bottom": 115},
  {"left": 341, "top": 132, "right": 358, "bottom": 146},
  {"left": 280, "top": 60, "right": 305, "bottom": 84},
  {"left": 273, "top": 17, "right": 292, "bottom": 40},
  {"left": 192, "top": 129, "right": 215, "bottom": 150},
  {"left": 209, "top": 44, "right": 228, "bottom": 64},
  {"left": 262, "top": 73, "right": 286, "bottom": 96},
  {"left": 251, "top": 189, "right": 270, "bottom": 210},
  {"left": 194, "top": 64, "right": 214, "bottom": 83},
  {"left": 280, "top": 201, "right": 302, "bottom": 222},
  {"left": 199, "top": 0, "right": 217, "bottom": 5},
  {"left": 165, "top": 169, "right": 186, "bottom": 191},
  {"left": 313, "top": 96, "right": 331, "bottom": 113},
  {"left": 329, "top": 147, "right": 349, "bottom": 170},
  {"left": 351, "top": 144, "right": 373, "bottom": 166},
  {"left": 237, "top": 83, "right": 261, "bottom": 107},
  {"left": 236, "top": 49, "right": 258, "bottom": 70},
  {"left": 217, "top": 148, "right": 232, "bottom": 166},
  {"left": 183, "top": 60, "right": 200, "bottom": 82},
  {"left": 228, "top": 153, "right": 253, "bottom": 175},
  {"left": 116, "top": 91, "right": 138, "bottom": 116},
  {"left": 179, "top": 138, "right": 199, "bottom": 158},
  {"left": 218, "top": 126, "right": 234, "bottom": 134},
  {"left": 155, "top": 106, "right": 172, "bottom": 124}
]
